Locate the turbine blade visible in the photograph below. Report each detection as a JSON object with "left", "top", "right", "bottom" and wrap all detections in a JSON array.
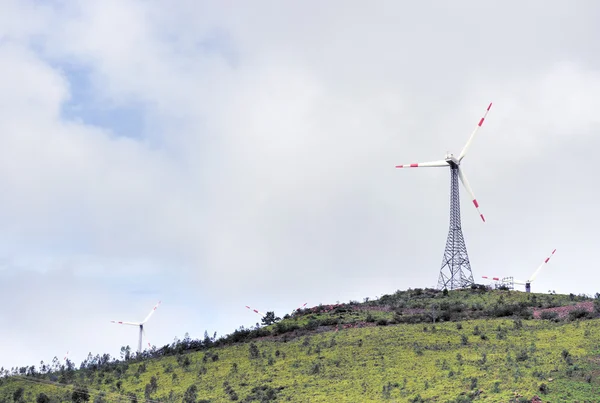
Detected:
[
  {"left": 111, "top": 320, "right": 141, "bottom": 326},
  {"left": 245, "top": 305, "right": 266, "bottom": 317},
  {"left": 142, "top": 301, "right": 162, "bottom": 324},
  {"left": 513, "top": 280, "right": 527, "bottom": 285},
  {"left": 481, "top": 276, "right": 501, "bottom": 281},
  {"left": 528, "top": 249, "right": 556, "bottom": 282},
  {"left": 458, "top": 102, "right": 492, "bottom": 162},
  {"left": 457, "top": 167, "right": 485, "bottom": 222},
  {"left": 395, "top": 160, "right": 449, "bottom": 168}
]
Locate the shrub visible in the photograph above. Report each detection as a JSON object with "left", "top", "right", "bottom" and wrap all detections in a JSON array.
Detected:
[
  {"left": 309, "top": 362, "right": 322, "bottom": 375},
  {"left": 244, "top": 385, "right": 283, "bottom": 402},
  {"left": 516, "top": 349, "right": 529, "bottom": 362},
  {"left": 36, "top": 394, "right": 50, "bottom": 403},
  {"left": 470, "top": 377, "right": 478, "bottom": 390},
  {"left": 410, "top": 394, "right": 425, "bottom": 402},
  {"left": 540, "top": 311, "right": 559, "bottom": 321},
  {"left": 561, "top": 349, "right": 573, "bottom": 365},
  {"left": 569, "top": 308, "right": 590, "bottom": 320},
  {"left": 249, "top": 343, "right": 260, "bottom": 359}
]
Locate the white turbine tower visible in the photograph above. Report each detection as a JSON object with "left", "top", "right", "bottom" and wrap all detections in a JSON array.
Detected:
[
  {"left": 515, "top": 249, "right": 557, "bottom": 293},
  {"left": 111, "top": 301, "right": 161, "bottom": 354}
]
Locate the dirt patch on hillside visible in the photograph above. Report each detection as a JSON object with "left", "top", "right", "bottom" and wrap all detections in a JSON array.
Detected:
[{"left": 532, "top": 301, "right": 594, "bottom": 319}]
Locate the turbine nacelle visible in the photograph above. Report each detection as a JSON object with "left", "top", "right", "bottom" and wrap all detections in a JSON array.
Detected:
[{"left": 444, "top": 153, "right": 459, "bottom": 167}]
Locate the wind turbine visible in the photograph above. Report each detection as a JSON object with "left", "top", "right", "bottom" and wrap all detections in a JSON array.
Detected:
[
  {"left": 515, "top": 249, "right": 557, "bottom": 293},
  {"left": 396, "top": 103, "right": 492, "bottom": 290},
  {"left": 111, "top": 301, "right": 161, "bottom": 354},
  {"left": 481, "top": 249, "right": 556, "bottom": 293}
]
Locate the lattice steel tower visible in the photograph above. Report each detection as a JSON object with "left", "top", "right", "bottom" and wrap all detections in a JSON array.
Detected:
[{"left": 437, "top": 166, "right": 474, "bottom": 290}]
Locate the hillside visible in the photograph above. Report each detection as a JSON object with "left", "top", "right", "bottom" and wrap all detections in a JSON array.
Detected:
[{"left": 2, "top": 287, "right": 600, "bottom": 402}]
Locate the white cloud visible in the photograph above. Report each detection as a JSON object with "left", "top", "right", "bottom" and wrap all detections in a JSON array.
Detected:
[{"left": 1, "top": 0, "right": 600, "bottom": 369}]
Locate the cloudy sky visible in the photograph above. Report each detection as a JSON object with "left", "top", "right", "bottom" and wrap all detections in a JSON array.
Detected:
[{"left": 1, "top": 0, "right": 600, "bottom": 369}]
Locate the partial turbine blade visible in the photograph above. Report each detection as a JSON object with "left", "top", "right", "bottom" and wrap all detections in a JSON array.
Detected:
[
  {"left": 528, "top": 249, "right": 556, "bottom": 282},
  {"left": 142, "top": 328, "right": 152, "bottom": 349},
  {"left": 396, "top": 160, "right": 449, "bottom": 168},
  {"left": 142, "top": 301, "right": 162, "bottom": 324},
  {"left": 245, "top": 305, "right": 266, "bottom": 317},
  {"left": 457, "top": 167, "right": 485, "bottom": 222},
  {"left": 481, "top": 276, "right": 501, "bottom": 281},
  {"left": 111, "top": 320, "right": 141, "bottom": 326},
  {"left": 458, "top": 102, "right": 492, "bottom": 162}
]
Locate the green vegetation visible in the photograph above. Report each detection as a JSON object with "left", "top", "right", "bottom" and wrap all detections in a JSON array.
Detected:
[{"left": 2, "top": 288, "right": 600, "bottom": 402}]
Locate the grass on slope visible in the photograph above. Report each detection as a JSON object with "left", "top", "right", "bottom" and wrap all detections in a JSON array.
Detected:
[{"left": 2, "top": 288, "right": 599, "bottom": 402}]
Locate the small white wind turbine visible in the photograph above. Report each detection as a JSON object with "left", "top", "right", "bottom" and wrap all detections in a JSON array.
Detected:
[
  {"left": 111, "top": 301, "right": 161, "bottom": 353},
  {"left": 481, "top": 249, "right": 557, "bottom": 293},
  {"left": 514, "top": 249, "right": 557, "bottom": 293}
]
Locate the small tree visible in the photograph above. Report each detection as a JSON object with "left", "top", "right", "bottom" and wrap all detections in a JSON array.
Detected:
[
  {"left": 261, "top": 311, "right": 281, "bottom": 326},
  {"left": 183, "top": 385, "right": 198, "bottom": 403},
  {"left": 249, "top": 343, "right": 260, "bottom": 359},
  {"left": 71, "top": 386, "right": 90, "bottom": 403},
  {"left": 93, "top": 392, "right": 107, "bottom": 403},
  {"left": 13, "top": 387, "right": 25, "bottom": 403},
  {"left": 36, "top": 394, "right": 50, "bottom": 403}
]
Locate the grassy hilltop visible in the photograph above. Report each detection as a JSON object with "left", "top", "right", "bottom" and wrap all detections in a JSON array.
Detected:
[{"left": 2, "top": 287, "right": 600, "bottom": 402}]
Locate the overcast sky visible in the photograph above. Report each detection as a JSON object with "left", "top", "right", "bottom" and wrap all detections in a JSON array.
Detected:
[{"left": 1, "top": 0, "right": 600, "bottom": 370}]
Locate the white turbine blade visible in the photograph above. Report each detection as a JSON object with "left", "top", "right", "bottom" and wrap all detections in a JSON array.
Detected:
[
  {"left": 142, "top": 301, "right": 162, "bottom": 324},
  {"left": 111, "top": 320, "right": 141, "bottom": 326},
  {"left": 245, "top": 305, "right": 266, "bottom": 317},
  {"left": 528, "top": 249, "right": 556, "bottom": 282},
  {"left": 395, "top": 160, "right": 449, "bottom": 169},
  {"left": 457, "top": 167, "right": 485, "bottom": 222},
  {"left": 513, "top": 280, "right": 527, "bottom": 285},
  {"left": 458, "top": 102, "right": 492, "bottom": 162},
  {"left": 481, "top": 276, "right": 501, "bottom": 281},
  {"left": 142, "top": 328, "right": 152, "bottom": 349}
]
